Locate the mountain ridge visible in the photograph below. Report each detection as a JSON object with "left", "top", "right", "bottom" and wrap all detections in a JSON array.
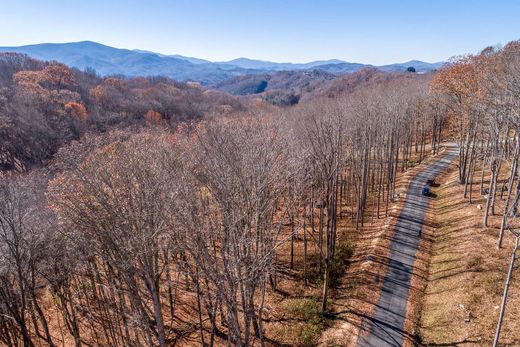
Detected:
[{"left": 0, "top": 41, "right": 445, "bottom": 84}]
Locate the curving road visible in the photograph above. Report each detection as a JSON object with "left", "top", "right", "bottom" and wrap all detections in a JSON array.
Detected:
[{"left": 356, "top": 147, "right": 457, "bottom": 347}]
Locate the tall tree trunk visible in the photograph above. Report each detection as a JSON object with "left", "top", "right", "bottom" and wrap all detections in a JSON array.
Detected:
[
  {"left": 498, "top": 135, "right": 519, "bottom": 248},
  {"left": 484, "top": 158, "right": 498, "bottom": 227}
]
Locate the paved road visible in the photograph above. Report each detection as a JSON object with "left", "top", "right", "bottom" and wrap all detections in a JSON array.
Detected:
[{"left": 357, "top": 148, "right": 457, "bottom": 347}]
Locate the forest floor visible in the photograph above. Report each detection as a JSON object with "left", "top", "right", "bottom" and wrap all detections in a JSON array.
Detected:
[{"left": 417, "top": 158, "right": 520, "bottom": 346}]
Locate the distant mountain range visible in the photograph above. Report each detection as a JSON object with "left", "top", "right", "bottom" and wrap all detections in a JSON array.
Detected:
[{"left": 0, "top": 41, "right": 444, "bottom": 85}]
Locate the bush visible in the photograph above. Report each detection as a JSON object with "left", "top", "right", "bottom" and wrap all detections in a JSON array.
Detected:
[
  {"left": 287, "top": 298, "right": 322, "bottom": 321},
  {"left": 286, "top": 298, "right": 325, "bottom": 346},
  {"left": 299, "top": 322, "right": 322, "bottom": 346},
  {"left": 328, "top": 241, "right": 355, "bottom": 287},
  {"left": 307, "top": 241, "right": 354, "bottom": 287}
]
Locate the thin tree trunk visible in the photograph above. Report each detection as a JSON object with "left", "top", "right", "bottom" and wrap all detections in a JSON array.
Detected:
[{"left": 493, "top": 236, "right": 519, "bottom": 347}]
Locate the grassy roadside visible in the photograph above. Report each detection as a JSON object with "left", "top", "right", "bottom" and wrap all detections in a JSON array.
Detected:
[{"left": 416, "top": 161, "right": 520, "bottom": 345}]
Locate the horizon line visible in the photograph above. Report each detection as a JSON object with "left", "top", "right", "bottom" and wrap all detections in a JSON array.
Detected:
[{"left": 0, "top": 39, "right": 448, "bottom": 66}]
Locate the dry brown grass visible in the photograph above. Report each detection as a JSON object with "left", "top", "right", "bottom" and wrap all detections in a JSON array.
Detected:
[{"left": 417, "top": 161, "right": 520, "bottom": 346}]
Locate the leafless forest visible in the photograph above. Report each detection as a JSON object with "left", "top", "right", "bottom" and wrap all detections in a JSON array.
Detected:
[{"left": 1, "top": 40, "right": 519, "bottom": 346}]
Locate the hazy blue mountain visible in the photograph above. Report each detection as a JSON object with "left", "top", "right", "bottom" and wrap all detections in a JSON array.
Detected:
[
  {"left": 0, "top": 41, "right": 444, "bottom": 84},
  {"left": 133, "top": 49, "right": 211, "bottom": 65},
  {"left": 307, "top": 62, "right": 371, "bottom": 73},
  {"left": 217, "top": 58, "right": 347, "bottom": 71},
  {"left": 0, "top": 41, "right": 251, "bottom": 84},
  {"left": 217, "top": 57, "right": 285, "bottom": 70},
  {"left": 378, "top": 60, "right": 445, "bottom": 73},
  {"left": 169, "top": 55, "right": 211, "bottom": 65}
]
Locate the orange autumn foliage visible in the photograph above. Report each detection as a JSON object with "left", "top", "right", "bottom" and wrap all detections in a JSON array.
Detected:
[
  {"left": 144, "top": 109, "right": 165, "bottom": 125},
  {"left": 430, "top": 56, "right": 478, "bottom": 110},
  {"left": 103, "top": 77, "right": 128, "bottom": 92},
  {"left": 65, "top": 101, "right": 88, "bottom": 123},
  {"left": 40, "top": 64, "right": 75, "bottom": 90}
]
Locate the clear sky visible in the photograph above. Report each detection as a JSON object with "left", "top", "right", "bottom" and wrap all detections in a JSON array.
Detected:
[{"left": 1, "top": 0, "right": 519, "bottom": 65}]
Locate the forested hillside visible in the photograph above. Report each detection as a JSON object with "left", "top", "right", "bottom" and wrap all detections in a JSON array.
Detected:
[
  {"left": 0, "top": 39, "right": 519, "bottom": 346},
  {"left": 0, "top": 53, "right": 244, "bottom": 172}
]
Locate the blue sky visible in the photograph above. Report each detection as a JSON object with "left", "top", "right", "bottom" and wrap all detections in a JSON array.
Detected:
[{"left": 1, "top": 0, "right": 519, "bottom": 64}]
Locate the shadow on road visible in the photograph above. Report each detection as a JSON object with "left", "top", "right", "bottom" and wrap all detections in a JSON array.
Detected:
[{"left": 355, "top": 148, "right": 458, "bottom": 347}]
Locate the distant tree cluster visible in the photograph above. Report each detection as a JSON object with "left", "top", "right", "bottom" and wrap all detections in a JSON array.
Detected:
[
  {"left": 263, "top": 89, "right": 300, "bottom": 106},
  {"left": 0, "top": 53, "right": 243, "bottom": 172}
]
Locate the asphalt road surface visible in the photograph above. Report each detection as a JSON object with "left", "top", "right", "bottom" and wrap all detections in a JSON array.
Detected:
[{"left": 357, "top": 148, "right": 457, "bottom": 347}]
